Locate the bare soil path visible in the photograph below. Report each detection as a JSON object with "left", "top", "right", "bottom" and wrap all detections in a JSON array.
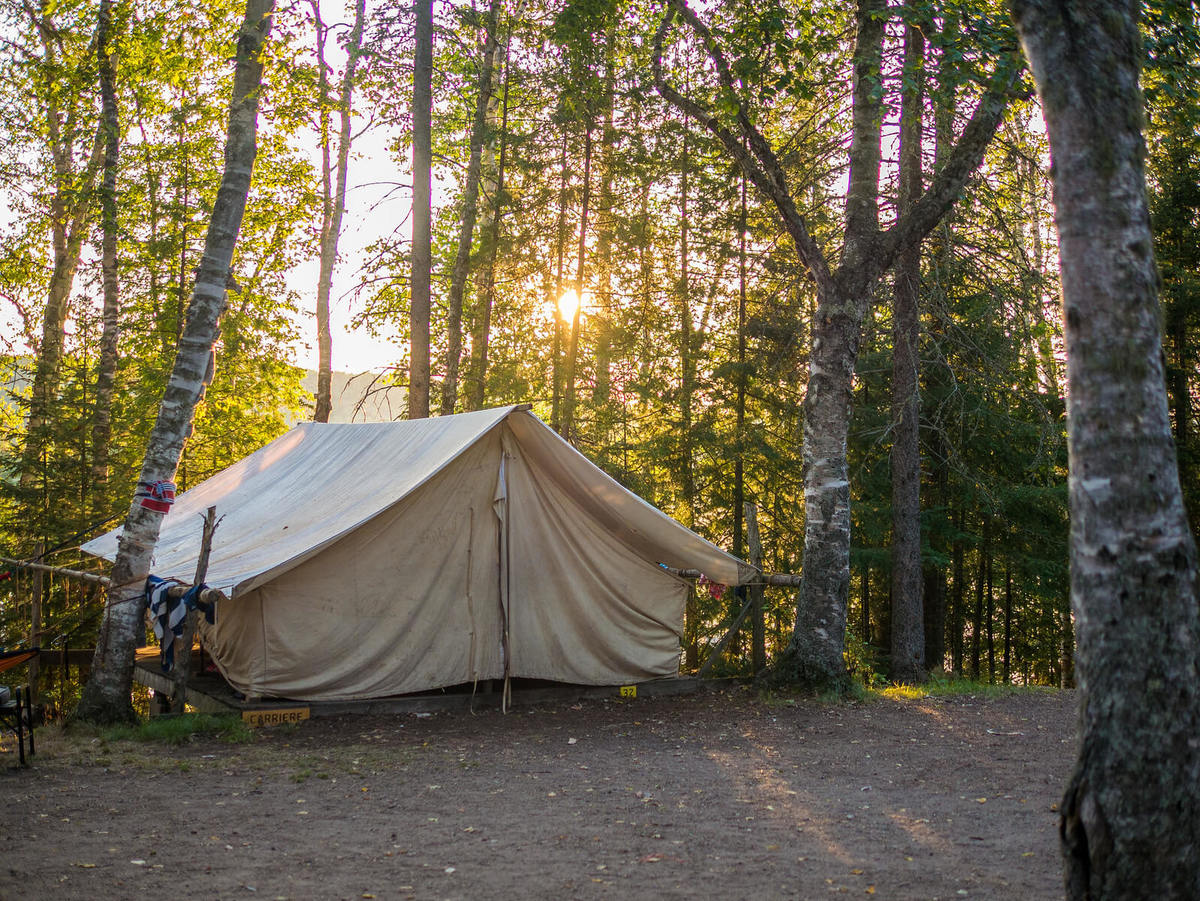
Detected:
[{"left": 0, "top": 687, "right": 1075, "bottom": 900}]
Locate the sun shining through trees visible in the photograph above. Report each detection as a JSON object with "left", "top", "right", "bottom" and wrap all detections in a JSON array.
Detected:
[{"left": 557, "top": 288, "right": 583, "bottom": 322}]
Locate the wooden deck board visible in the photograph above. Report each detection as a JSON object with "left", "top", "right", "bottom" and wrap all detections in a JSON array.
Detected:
[{"left": 133, "top": 646, "right": 737, "bottom": 718}]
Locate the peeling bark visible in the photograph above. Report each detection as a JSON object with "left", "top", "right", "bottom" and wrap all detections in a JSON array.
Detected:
[
  {"left": 74, "top": 0, "right": 275, "bottom": 725},
  {"left": 1012, "top": 0, "right": 1200, "bottom": 895}
]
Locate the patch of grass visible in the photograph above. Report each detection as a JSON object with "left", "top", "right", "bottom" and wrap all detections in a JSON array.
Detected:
[
  {"left": 100, "top": 713, "right": 254, "bottom": 746},
  {"left": 876, "top": 683, "right": 930, "bottom": 701},
  {"left": 872, "top": 674, "right": 1057, "bottom": 701}
]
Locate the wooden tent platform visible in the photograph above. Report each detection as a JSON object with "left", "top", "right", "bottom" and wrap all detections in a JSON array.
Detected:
[{"left": 133, "top": 647, "right": 732, "bottom": 722}]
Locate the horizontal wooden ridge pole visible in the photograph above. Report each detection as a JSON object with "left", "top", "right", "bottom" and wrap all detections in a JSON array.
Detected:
[
  {"left": 0, "top": 556, "right": 227, "bottom": 603},
  {"left": 662, "top": 565, "right": 802, "bottom": 588},
  {"left": 0, "top": 556, "right": 111, "bottom": 586}
]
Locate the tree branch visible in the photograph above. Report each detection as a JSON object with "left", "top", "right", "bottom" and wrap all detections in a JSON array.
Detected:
[
  {"left": 874, "top": 54, "right": 1025, "bottom": 280},
  {"left": 651, "top": 0, "right": 834, "bottom": 296}
]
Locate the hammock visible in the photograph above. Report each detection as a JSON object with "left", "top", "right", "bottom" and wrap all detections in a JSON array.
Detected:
[{"left": 0, "top": 648, "right": 38, "bottom": 675}]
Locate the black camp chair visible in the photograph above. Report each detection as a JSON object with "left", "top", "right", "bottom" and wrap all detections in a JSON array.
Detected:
[{"left": 0, "top": 648, "right": 38, "bottom": 766}]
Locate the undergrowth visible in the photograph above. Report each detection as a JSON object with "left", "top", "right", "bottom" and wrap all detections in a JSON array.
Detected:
[
  {"left": 877, "top": 673, "right": 1056, "bottom": 700},
  {"left": 98, "top": 713, "right": 254, "bottom": 745}
]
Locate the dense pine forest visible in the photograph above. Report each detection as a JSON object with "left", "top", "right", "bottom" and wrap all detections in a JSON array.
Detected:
[{"left": 0, "top": 0, "right": 1197, "bottom": 700}]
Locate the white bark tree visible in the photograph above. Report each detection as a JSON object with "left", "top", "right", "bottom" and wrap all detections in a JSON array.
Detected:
[
  {"left": 74, "top": 0, "right": 276, "bottom": 725},
  {"left": 1012, "top": 1, "right": 1200, "bottom": 896}
]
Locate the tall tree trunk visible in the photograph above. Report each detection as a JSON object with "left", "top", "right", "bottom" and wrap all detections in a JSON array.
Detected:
[
  {"left": 922, "top": 561, "right": 946, "bottom": 672},
  {"left": 654, "top": 0, "right": 1015, "bottom": 691},
  {"left": 312, "top": 0, "right": 366, "bottom": 423},
  {"left": 985, "top": 536, "right": 995, "bottom": 683},
  {"left": 440, "top": 0, "right": 499, "bottom": 416},
  {"left": 951, "top": 507, "right": 965, "bottom": 673},
  {"left": 889, "top": 5, "right": 926, "bottom": 683},
  {"left": 971, "top": 520, "right": 985, "bottom": 679},
  {"left": 20, "top": 0, "right": 105, "bottom": 490},
  {"left": 1002, "top": 567, "right": 1012, "bottom": 683},
  {"left": 91, "top": 0, "right": 121, "bottom": 485},
  {"left": 592, "top": 21, "right": 617, "bottom": 410},
  {"left": 678, "top": 125, "right": 695, "bottom": 531},
  {"left": 561, "top": 122, "right": 592, "bottom": 442},
  {"left": 74, "top": 0, "right": 274, "bottom": 725},
  {"left": 550, "top": 134, "right": 570, "bottom": 430},
  {"left": 781, "top": 0, "right": 886, "bottom": 689},
  {"left": 408, "top": 0, "right": 433, "bottom": 420},
  {"left": 860, "top": 564, "right": 870, "bottom": 644},
  {"left": 733, "top": 170, "right": 748, "bottom": 561},
  {"left": 466, "top": 14, "right": 513, "bottom": 413},
  {"left": 1013, "top": 2, "right": 1200, "bottom": 895}
]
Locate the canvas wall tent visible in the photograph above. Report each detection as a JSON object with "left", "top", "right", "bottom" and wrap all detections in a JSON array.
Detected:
[{"left": 82, "top": 406, "right": 756, "bottom": 702}]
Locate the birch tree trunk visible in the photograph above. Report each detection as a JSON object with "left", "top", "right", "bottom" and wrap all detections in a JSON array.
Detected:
[
  {"left": 440, "top": 0, "right": 500, "bottom": 416},
  {"left": 409, "top": 0, "right": 433, "bottom": 420},
  {"left": 312, "top": 0, "right": 366, "bottom": 423},
  {"left": 1012, "top": 1, "right": 1200, "bottom": 895},
  {"left": 91, "top": 0, "right": 121, "bottom": 484},
  {"left": 74, "top": 0, "right": 275, "bottom": 725}
]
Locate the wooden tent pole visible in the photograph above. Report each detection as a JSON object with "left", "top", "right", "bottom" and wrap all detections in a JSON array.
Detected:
[
  {"left": 171, "top": 507, "right": 219, "bottom": 713},
  {"left": 697, "top": 591, "right": 759, "bottom": 678},
  {"left": 0, "top": 556, "right": 227, "bottom": 604},
  {"left": 0, "top": 556, "right": 110, "bottom": 587},
  {"left": 746, "top": 503, "right": 766, "bottom": 673},
  {"left": 662, "top": 564, "right": 801, "bottom": 588},
  {"left": 29, "top": 542, "right": 42, "bottom": 706}
]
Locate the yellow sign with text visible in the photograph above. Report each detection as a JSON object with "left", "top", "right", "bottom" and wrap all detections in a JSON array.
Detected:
[
  {"left": 242, "top": 707, "right": 310, "bottom": 728},
  {"left": 618, "top": 685, "right": 637, "bottom": 698}
]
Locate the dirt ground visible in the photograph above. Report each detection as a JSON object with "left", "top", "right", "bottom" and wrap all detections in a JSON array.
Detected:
[{"left": 0, "top": 686, "right": 1076, "bottom": 901}]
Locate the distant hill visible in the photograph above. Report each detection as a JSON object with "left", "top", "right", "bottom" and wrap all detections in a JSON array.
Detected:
[{"left": 298, "top": 370, "right": 406, "bottom": 423}]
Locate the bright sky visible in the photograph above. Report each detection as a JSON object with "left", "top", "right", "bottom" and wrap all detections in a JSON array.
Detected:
[
  {"left": 285, "top": 133, "right": 409, "bottom": 374},
  {"left": 285, "top": 15, "right": 409, "bottom": 379}
]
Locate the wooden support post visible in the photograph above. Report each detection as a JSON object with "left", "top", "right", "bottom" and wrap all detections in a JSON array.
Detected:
[
  {"left": 697, "top": 591, "right": 758, "bottom": 678},
  {"left": 24, "top": 682, "right": 34, "bottom": 756},
  {"left": 29, "top": 542, "right": 42, "bottom": 707},
  {"left": 746, "top": 503, "right": 766, "bottom": 674},
  {"left": 172, "top": 507, "right": 219, "bottom": 713},
  {"left": 15, "top": 686, "right": 25, "bottom": 766}
]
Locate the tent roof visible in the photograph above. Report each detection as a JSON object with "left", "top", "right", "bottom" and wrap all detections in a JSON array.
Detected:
[{"left": 81, "top": 406, "right": 754, "bottom": 594}]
